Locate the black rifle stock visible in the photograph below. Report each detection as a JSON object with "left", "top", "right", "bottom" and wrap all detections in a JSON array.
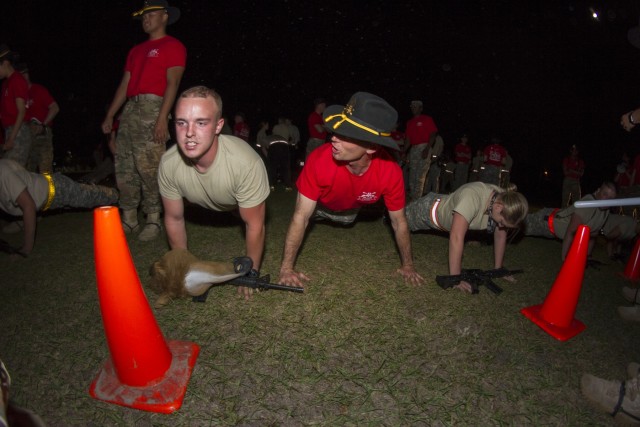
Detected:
[
  {"left": 435, "top": 268, "right": 524, "bottom": 294},
  {"left": 227, "top": 274, "right": 304, "bottom": 293},
  {"left": 193, "top": 272, "right": 303, "bottom": 302}
]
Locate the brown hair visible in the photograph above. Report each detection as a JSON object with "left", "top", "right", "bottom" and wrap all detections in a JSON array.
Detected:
[{"left": 496, "top": 183, "right": 529, "bottom": 226}]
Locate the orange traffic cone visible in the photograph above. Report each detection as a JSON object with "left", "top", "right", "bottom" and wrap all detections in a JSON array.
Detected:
[
  {"left": 521, "top": 224, "right": 590, "bottom": 341},
  {"left": 621, "top": 238, "right": 640, "bottom": 281},
  {"left": 88, "top": 206, "right": 199, "bottom": 413}
]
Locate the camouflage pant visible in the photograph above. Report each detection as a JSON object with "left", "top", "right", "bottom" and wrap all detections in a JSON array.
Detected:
[
  {"left": 116, "top": 95, "right": 165, "bottom": 213},
  {"left": 2, "top": 125, "right": 32, "bottom": 166},
  {"left": 408, "top": 144, "right": 428, "bottom": 199},
  {"left": 48, "top": 173, "right": 118, "bottom": 211},
  {"left": 523, "top": 208, "right": 555, "bottom": 238},
  {"left": 405, "top": 192, "right": 443, "bottom": 232},
  {"left": 453, "top": 163, "right": 469, "bottom": 191},
  {"left": 562, "top": 178, "right": 580, "bottom": 208},
  {"left": 27, "top": 126, "right": 54, "bottom": 173},
  {"left": 314, "top": 205, "right": 359, "bottom": 224}
]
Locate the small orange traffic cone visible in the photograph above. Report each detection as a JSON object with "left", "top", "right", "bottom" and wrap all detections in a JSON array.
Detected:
[
  {"left": 521, "top": 224, "right": 590, "bottom": 341},
  {"left": 89, "top": 206, "right": 199, "bottom": 413},
  {"left": 621, "top": 238, "right": 640, "bottom": 281}
]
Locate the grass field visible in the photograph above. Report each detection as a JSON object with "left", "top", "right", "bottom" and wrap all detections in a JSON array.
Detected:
[{"left": 0, "top": 188, "right": 637, "bottom": 426}]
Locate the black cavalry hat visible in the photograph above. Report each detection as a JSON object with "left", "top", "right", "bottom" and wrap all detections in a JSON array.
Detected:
[
  {"left": 323, "top": 92, "right": 399, "bottom": 150},
  {"left": 132, "top": 0, "right": 181, "bottom": 25}
]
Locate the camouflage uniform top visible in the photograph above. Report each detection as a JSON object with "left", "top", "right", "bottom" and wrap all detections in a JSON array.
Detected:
[
  {"left": 158, "top": 134, "right": 270, "bottom": 212},
  {"left": 553, "top": 193, "right": 609, "bottom": 237},
  {"left": 524, "top": 193, "right": 609, "bottom": 239},
  {"left": 0, "top": 159, "right": 48, "bottom": 216}
]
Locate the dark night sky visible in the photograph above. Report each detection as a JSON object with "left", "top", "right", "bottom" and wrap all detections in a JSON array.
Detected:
[{"left": 3, "top": 1, "right": 640, "bottom": 202}]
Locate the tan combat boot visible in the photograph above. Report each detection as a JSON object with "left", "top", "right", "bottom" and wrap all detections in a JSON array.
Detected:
[
  {"left": 581, "top": 371, "right": 640, "bottom": 425},
  {"left": 121, "top": 209, "right": 139, "bottom": 234},
  {"left": 138, "top": 212, "right": 162, "bottom": 242}
]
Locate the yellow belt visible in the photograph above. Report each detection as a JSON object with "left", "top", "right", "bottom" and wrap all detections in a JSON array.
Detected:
[{"left": 42, "top": 173, "right": 55, "bottom": 211}]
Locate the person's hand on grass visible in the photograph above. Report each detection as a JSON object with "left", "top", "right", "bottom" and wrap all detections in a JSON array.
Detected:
[
  {"left": 237, "top": 286, "right": 254, "bottom": 300},
  {"left": 396, "top": 265, "right": 424, "bottom": 286},
  {"left": 502, "top": 275, "right": 517, "bottom": 283},
  {"left": 454, "top": 280, "right": 473, "bottom": 293},
  {"left": 278, "top": 267, "right": 309, "bottom": 288}
]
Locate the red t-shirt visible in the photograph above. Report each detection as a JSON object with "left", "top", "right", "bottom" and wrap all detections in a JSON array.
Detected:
[
  {"left": 0, "top": 71, "right": 29, "bottom": 128},
  {"left": 454, "top": 142, "right": 471, "bottom": 163},
  {"left": 233, "top": 122, "right": 250, "bottom": 142},
  {"left": 296, "top": 143, "right": 405, "bottom": 211},
  {"left": 563, "top": 156, "right": 585, "bottom": 180},
  {"left": 26, "top": 83, "right": 55, "bottom": 125},
  {"left": 125, "top": 35, "right": 186, "bottom": 97},
  {"left": 405, "top": 114, "right": 437, "bottom": 146},
  {"left": 307, "top": 111, "right": 326, "bottom": 140},
  {"left": 484, "top": 144, "right": 507, "bottom": 166}
]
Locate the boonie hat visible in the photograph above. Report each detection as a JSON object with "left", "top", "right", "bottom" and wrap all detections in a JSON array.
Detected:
[
  {"left": 132, "top": 0, "right": 180, "bottom": 25},
  {"left": 323, "top": 92, "right": 399, "bottom": 150}
]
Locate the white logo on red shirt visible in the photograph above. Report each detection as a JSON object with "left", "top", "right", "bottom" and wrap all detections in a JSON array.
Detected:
[
  {"left": 357, "top": 192, "right": 378, "bottom": 202},
  {"left": 147, "top": 49, "right": 160, "bottom": 58}
]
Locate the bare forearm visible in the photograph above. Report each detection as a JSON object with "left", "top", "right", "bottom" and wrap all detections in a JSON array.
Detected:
[
  {"left": 391, "top": 218, "right": 414, "bottom": 268},
  {"left": 245, "top": 224, "right": 265, "bottom": 271},
  {"left": 280, "top": 216, "right": 308, "bottom": 271},
  {"left": 165, "top": 218, "right": 187, "bottom": 249},
  {"left": 21, "top": 207, "right": 37, "bottom": 254},
  {"left": 493, "top": 230, "right": 507, "bottom": 268},
  {"left": 448, "top": 236, "right": 464, "bottom": 274}
]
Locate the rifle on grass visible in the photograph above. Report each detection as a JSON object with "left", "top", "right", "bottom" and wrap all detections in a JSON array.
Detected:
[
  {"left": 193, "top": 270, "right": 303, "bottom": 302},
  {"left": 435, "top": 267, "right": 523, "bottom": 294}
]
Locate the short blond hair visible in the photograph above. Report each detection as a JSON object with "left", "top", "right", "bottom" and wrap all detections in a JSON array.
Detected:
[{"left": 178, "top": 86, "right": 223, "bottom": 118}]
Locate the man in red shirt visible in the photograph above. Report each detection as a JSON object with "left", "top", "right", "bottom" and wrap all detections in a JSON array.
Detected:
[
  {"left": 479, "top": 136, "right": 507, "bottom": 186},
  {"left": 453, "top": 133, "right": 471, "bottom": 190},
  {"left": 404, "top": 100, "right": 438, "bottom": 200},
  {"left": 305, "top": 97, "right": 327, "bottom": 158},
  {"left": 277, "top": 92, "right": 424, "bottom": 287},
  {"left": 17, "top": 64, "right": 59, "bottom": 173},
  {"left": 0, "top": 45, "right": 31, "bottom": 166},
  {"left": 101, "top": 0, "right": 186, "bottom": 241},
  {"left": 561, "top": 144, "right": 585, "bottom": 207},
  {"left": 233, "top": 112, "right": 250, "bottom": 142}
]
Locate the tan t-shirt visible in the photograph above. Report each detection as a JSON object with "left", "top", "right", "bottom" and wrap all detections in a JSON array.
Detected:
[
  {"left": 0, "top": 159, "right": 48, "bottom": 216},
  {"left": 158, "top": 135, "right": 270, "bottom": 211},
  {"left": 435, "top": 182, "right": 501, "bottom": 231}
]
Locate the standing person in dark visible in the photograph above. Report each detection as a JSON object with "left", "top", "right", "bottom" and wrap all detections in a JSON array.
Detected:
[
  {"left": 306, "top": 98, "right": 327, "bottom": 158},
  {"left": 17, "top": 63, "right": 60, "bottom": 174},
  {"left": 404, "top": 100, "right": 438, "bottom": 200},
  {"left": 452, "top": 133, "right": 471, "bottom": 190},
  {"left": 0, "top": 45, "right": 31, "bottom": 166},
  {"left": 101, "top": 0, "right": 186, "bottom": 242},
  {"left": 561, "top": 144, "right": 585, "bottom": 208}
]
